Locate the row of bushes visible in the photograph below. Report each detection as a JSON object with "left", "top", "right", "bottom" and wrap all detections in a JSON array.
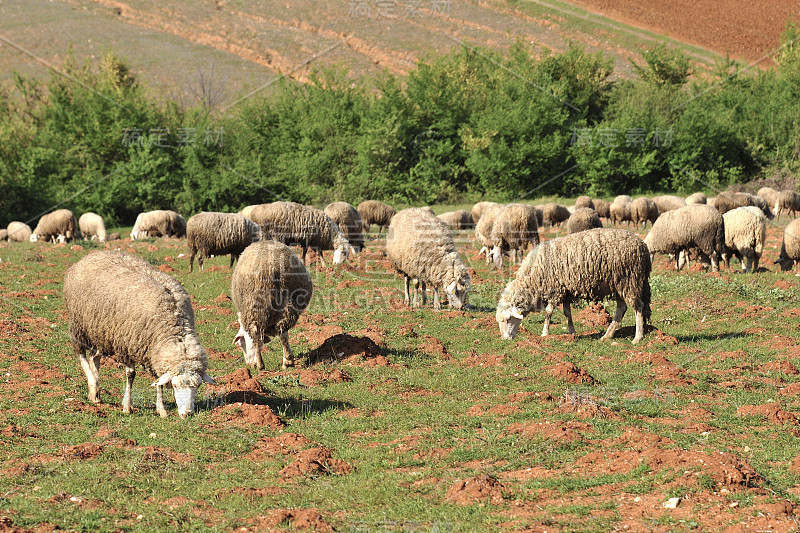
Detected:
[{"left": 2, "top": 26, "right": 800, "bottom": 227}]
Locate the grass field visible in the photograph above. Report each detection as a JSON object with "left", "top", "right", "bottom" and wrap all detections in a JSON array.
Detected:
[{"left": 3, "top": 206, "right": 800, "bottom": 531}]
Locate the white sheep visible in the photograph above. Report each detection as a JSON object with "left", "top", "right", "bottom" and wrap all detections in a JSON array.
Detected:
[
  {"left": 437, "top": 210, "right": 475, "bottom": 230},
  {"left": 566, "top": 207, "right": 603, "bottom": 234},
  {"left": 131, "top": 210, "right": 186, "bottom": 240},
  {"left": 490, "top": 204, "right": 540, "bottom": 268},
  {"left": 63, "top": 251, "right": 216, "bottom": 418},
  {"left": 777, "top": 191, "right": 800, "bottom": 218},
  {"left": 541, "top": 203, "right": 570, "bottom": 226},
  {"left": 630, "top": 197, "right": 659, "bottom": 228},
  {"left": 644, "top": 204, "right": 725, "bottom": 272},
  {"left": 652, "top": 195, "right": 686, "bottom": 213},
  {"left": 6, "top": 222, "right": 31, "bottom": 243},
  {"left": 496, "top": 228, "right": 652, "bottom": 344},
  {"left": 475, "top": 203, "right": 506, "bottom": 261},
  {"left": 387, "top": 208, "right": 471, "bottom": 310},
  {"left": 232, "top": 240, "right": 314, "bottom": 370},
  {"left": 609, "top": 197, "right": 632, "bottom": 226},
  {"left": 776, "top": 218, "right": 800, "bottom": 272},
  {"left": 249, "top": 202, "right": 351, "bottom": 266},
  {"left": 358, "top": 200, "right": 396, "bottom": 234},
  {"left": 78, "top": 212, "right": 107, "bottom": 242},
  {"left": 31, "top": 209, "right": 78, "bottom": 243},
  {"left": 471, "top": 201, "right": 498, "bottom": 223},
  {"left": 722, "top": 206, "right": 766, "bottom": 273},
  {"left": 685, "top": 192, "right": 707, "bottom": 205},
  {"left": 324, "top": 201, "right": 364, "bottom": 252},
  {"left": 186, "top": 212, "right": 263, "bottom": 272}
]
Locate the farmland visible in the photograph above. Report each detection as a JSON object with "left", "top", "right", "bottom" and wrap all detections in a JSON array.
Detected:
[{"left": 3, "top": 210, "right": 800, "bottom": 531}]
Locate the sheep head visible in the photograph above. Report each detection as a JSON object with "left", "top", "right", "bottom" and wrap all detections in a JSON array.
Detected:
[
  {"left": 444, "top": 259, "right": 471, "bottom": 310},
  {"left": 495, "top": 281, "right": 526, "bottom": 339},
  {"left": 151, "top": 354, "right": 216, "bottom": 419}
]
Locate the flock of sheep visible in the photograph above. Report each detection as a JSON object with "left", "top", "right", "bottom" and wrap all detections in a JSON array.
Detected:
[{"left": 5, "top": 187, "right": 800, "bottom": 418}]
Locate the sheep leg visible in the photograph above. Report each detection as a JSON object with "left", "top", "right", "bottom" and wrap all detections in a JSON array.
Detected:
[
  {"left": 189, "top": 250, "right": 196, "bottom": 273},
  {"left": 541, "top": 303, "right": 554, "bottom": 336},
  {"left": 403, "top": 275, "right": 411, "bottom": 306},
  {"left": 710, "top": 252, "right": 719, "bottom": 272},
  {"left": 122, "top": 366, "right": 135, "bottom": 414},
  {"left": 752, "top": 253, "right": 760, "bottom": 273},
  {"left": 633, "top": 306, "right": 645, "bottom": 344},
  {"left": 602, "top": 298, "right": 627, "bottom": 341},
  {"left": 155, "top": 384, "right": 168, "bottom": 418},
  {"left": 317, "top": 248, "right": 327, "bottom": 268},
  {"left": 563, "top": 301, "right": 575, "bottom": 334},
  {"left": 279, "top": 331, "right": 294, "bottom": 369},
  {"left": 229, "top": 254, "right": 236, "bottom": 269},
  {"left": 676, "top": 250, "right": 686, "bottom": 271},
  {"left": 420, "top": 281, "right": 427, "bottom": 306},
  {"left": 433, "top": 289, "right": 441, "bottom": 311},
  {"left": 79, "top": 348, "right": 102, "bottom": 404},
  {"left": 198, "top": 254, "right": 205, "bottom": 272}
]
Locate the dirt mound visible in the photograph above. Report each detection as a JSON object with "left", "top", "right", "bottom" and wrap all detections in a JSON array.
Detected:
[
  {"left": 220, "top": 368, "right": 268, "bottom": 405},
  {"left": 421, "top": 335, "right": 450, "bottom": 359},
  {"left": 251, "top": 433, "right": 316, "bottom": 457},
  {"left": 737, "top": 404, "right": 798, "bottom": 425},
  {"left": 296, "top": 368, "right": 353, "bottom": 386},
  {"left": 279, "top": 447, "right": 352, "bottom": 479},
  {"left": 254, "top": 509, "right": 333, "bottom": 532},
  {"left": 575, "top": 303, "right": 612, "bottom": 328},
  {"left": 220, "top": 404, "right": 283, "bottom": 428},
  {"left": 157, "top": 264, "right": 176, "bottom": 273},
  {"left": 764, "top": 361, "right": 799, "bottom": 375},
  {"left": 306, "top": 334, "right": 383, "bottom": 365},
  {"left": 504, "top": 421, "right": 593, "bottom": 442},
  {"left": 445, "top": 474, "right": 506, "bottom": 505},
  {"left": 213, "top": 293, "right": 230, "bottom": 304},
  {"left": 63, "top": 443, "right": 104, "bottom": 461},
  {"left": 548, "top": 361, "right": 596, "bottom": 384}
]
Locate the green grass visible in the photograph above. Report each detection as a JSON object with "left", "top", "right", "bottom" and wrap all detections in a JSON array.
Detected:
[{"left": 2, "top": 216, "right": 800, "bottom": 530}]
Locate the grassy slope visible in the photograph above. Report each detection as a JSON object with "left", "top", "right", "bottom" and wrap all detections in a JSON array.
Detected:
[{"left": 2, "top": 211, "right": 800, "bottom": 531}]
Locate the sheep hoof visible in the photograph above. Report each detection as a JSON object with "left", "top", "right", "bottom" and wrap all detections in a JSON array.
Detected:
[{"left": 157, "top": 409, "right": 168, "bottom": 418}]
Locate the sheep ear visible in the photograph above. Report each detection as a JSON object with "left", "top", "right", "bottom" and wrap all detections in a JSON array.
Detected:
[
  {"left": 202, "top": 371, "right": 217, "bottom": 385},
  {"left": 511, "top": 307, "right": 524, "bottom": 320},
  {"left": 151, "top": 373, "right": 172, "bottom": 387},
  {"left": 233, "top": 327, "right": 251, "bottom": 353},
  {"left": 447, "top": 280, "right": 457, "bottom": 293}
]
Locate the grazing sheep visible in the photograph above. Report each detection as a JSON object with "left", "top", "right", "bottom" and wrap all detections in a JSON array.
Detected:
[
  {"left": 472, "top": 201, "right": 498, "bottom": 223},
  {"left": 685, "top": 192, "right": 707, "bottom": 205},
  {"left": 567, "top": 207, "right": 603, "bottom": 234},
  {"left": 541, "top": 203, "right": 570, "bottom": 226},
  {"left": 490, "top": 204, "right": 540, "bottom": 268},
  {"left": 7, "top": 225, "right": 25, "bottom": 242},
  {"left": 186, "top": 212, "right": 263, "bottom": 272},
  {"left": 722, "top": 206, "right": 767, "bottom": 273},
  {"left": 358, "top": 200, "right": 396, "bottom": 234},
  {"left": 644, "top": 204, "right": 725, "bottom": 272},
  {"left": 496, "top": 228, "right": 651, "bottom": 344},
  {"left": 757, "top": 187, "right": 780, "bottom": 212},
  {"left": 63, "top": 251, "right": 216, "bottom": 418},
  {"left": 574, "top": 196, "right": 594, "bottom": 210},
  {"left": 387, "top": 208, "right": 471, "bottom": 310},
  {"left": 78, "top": 212, "right": 107, "bottom": 242},
  {"left": 777, "top": 191, "right": 800, "bottom": 218},
  {"left": 30, "top": 209, "right": 78, "bottom": 243},
  {"left": 249, "top": 202, "right": 351, "bottom": 266},
  {"left": 593, "top": 199, "right": 611, "bottom": 219},
  {"left": 437, "top": 210, "right": 475, "bottom": 230},
  {"left": 715, "top": 191, "right": 774, "bottom": 219},
  {"left": 131, "top": 210, "right": 186, "bottom": 240},
  {"left": 324, "top": 202, "right": 365, "bottom": 252},
  {"left": 630, "top": 197, "right": 659, "bottom": 228},
  {"left": 239, "top": 205, "right": 259, "bottom": 219},
  {"left": 0, "top": 229, "right": 7, "bottom": 242},
  {"left": 420, "top": 206, "right": 435, "bottom": 215},
  {"left": 231, "top": 240, "right": 313, "bottom": 370},
  {"left": 652, "top": 195, "right": 686, "bottom": 213},
  {"left": 475, "top": 203, "right": 506, "bottom": 261},
  {"left": 609, "top": 197, "right": 632, "bottom": 226},
  {"left": 777, "top": 219, "right": 800, "bottom": 272}
]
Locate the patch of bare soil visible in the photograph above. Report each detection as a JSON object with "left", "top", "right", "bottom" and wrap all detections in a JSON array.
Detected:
[
  {"left": 575, "top": 302, "right": 612, "bottom": 328},
  {"left": 247, "top": 433, "right": 317, "bottom": 461},
  {"left": 62, "top": 443, "right": 104, "bottom": 461},
  {"left": 248, "top": 509, "right": 333, "bottom": 532},
  {"left": 420, "top": 335, "right": 450, "bottom": 359},
  {"left": 503, "top": 420, "right": 593, "bottom": 442},
  {"left": 461, "top": 350, "right": 505, "bottom": 368},
  {"left": 737, "top": 403, "right": 798, "bottom": 425},
  {"left": 305, "top": 334, "right": 385, "bottom": 365},
  {"left": 219, "top": 368, "right": 268, "bottom": 405},
  {"left": 764, "top": 360, "right": 799, "bottom": 375},
  {"left": 548, "top": 361, "right": 596, "bottom": 384},
  {"left": 219, "top": 403, "right": 284, "bottom": 428},
  {"left": 445, "top": 474, "right": 506, "bottom": 505},
  {"left": 279, "top": 447, "right": 352, "bottom": 479},
  {"left": 295, "top": 368, "right": 352, "bottom": 386}
]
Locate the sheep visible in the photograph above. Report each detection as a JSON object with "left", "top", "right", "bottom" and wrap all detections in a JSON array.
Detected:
[
  {"left": 643, "top": 204, "right": 725, "bottom": 272},
  {"left": 231, "top": 240, "right": 313, "bottom": 370},
  {"left": 496, "top": 228, "right": 651, "bottom": 344},
  {"left": 475, "top": 203, "right": 506, "bottom": 261},
  {"left": 186, "top": 212, "right": 264, "bottom": 272},
  {"left": 249, "top": 202, "right": 351, "bottom": 266},
  {"left": 592, "top": 199, "right": 611, "bottom": 219},
  {"left": 777, "top": 191, "right": 800, "bottom": 218},
  {"left": 472, "top": 201, "right": 498, "bottom": 223},
  {"left": 574, "top": 196, "right": 594, "bottom": 210},
  {"left": 541, "top": 203, "right": 570, "bottom": 226},
  {"left": 722, "top": 206, "right": 766, "bottom": 273},
  {"left": 777, "top": 219, "right": 800, "bottom": 272},
  {"left": 78, "top": 212, "right": 107, "bottom": 242},
  {"left": 324, "top": 202, "right": 365, "bottom": 252},
  {"left": 30, "top": 209, "right": 78, "bottom": 243},
  {"left": 437, "top": 210, "right": 475, "bottom": 230},
  {"left": 387, "top": 208, "right": 470, "bottom": 310},
  {"left": 6, "top": 222, "right": 31, "bottom": 243},
  {"left": 757, "top": 187, "right": 780, "bottom": 212},
  {"left": 490, "top": 204, "right": 540, "bottom": 268},
  {"left": 714, "top": 191, "right": 774, "bottom": 219},
  {"left": 239, "top": 205, "right": 259, "bottom": 219},
  {"left": 420, "top": 206, "right": 435, "bottom": 215},
  {"left": 0, "top": 229, "right": 7, "bottom": 242},
  {"left": 567, "top": 207, "right": 603, "bottom": 234},
  {"left": 63, "top": 251, "right": 216, "bottom": 418},
  {"left": 685, "top": 192, "right": 707, "bottom": 205},
  {"left": 131, "top": 210, "right": 186, "bottom": 240},
  {"left": 630, "top": 197, "right": 659, "bottom": 228},
  {"left": 358, "top": 200, "right": 396, "bottom": 234},
  {"left": 609, "top": 197, "right": 632, "bottom": 226},
  {"left": 652, "top": 195, "right": 686, "bottom": 213}
]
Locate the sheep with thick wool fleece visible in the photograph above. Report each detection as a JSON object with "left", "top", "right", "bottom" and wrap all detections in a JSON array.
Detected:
[
  {"left": 63, "top": 251, "right": 216, "bottom": 418},
  {"left": 131, "top": 210, "right": 186, "bottom": 239},
  {"left": 231, "top": 240, "right": 313, "bottom": 370},
  {"left": 643, "top": 204, "right": 725, "bottom": 272},
  {"left": 324, "top": 201, "right": 365, "bottom": 252},
  {"left": 567, "top": 207, "right": 603, "bottom": 234},
  {"left": 357, "top": 200, "right": 396, "bottom": 234},
  {"left": 6, "top": 222, "right": 31, "bottom": 242},
  {"left": 187, "top": 212, "right": 263, "bottom": 272},
  {"left": 387, "top": 208, "right": 470, "bottom": 311},
  {"left": 78, "top": 212, "right": 107, "bottom": 242},
  {"left": 722, "top": 206, "right": 766, "bottom": 273},
  {"left": 490, "top": 204, "right": 540, "bottom": 268},
  {"left": 630, "top": 197, "right": 659, "bottom": 228},
  {"left": 31, "top": 209, "right": 78, "bottom": 243},
  {"left": 496, "top": 228, "right": 652, "bottom": 344}
]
